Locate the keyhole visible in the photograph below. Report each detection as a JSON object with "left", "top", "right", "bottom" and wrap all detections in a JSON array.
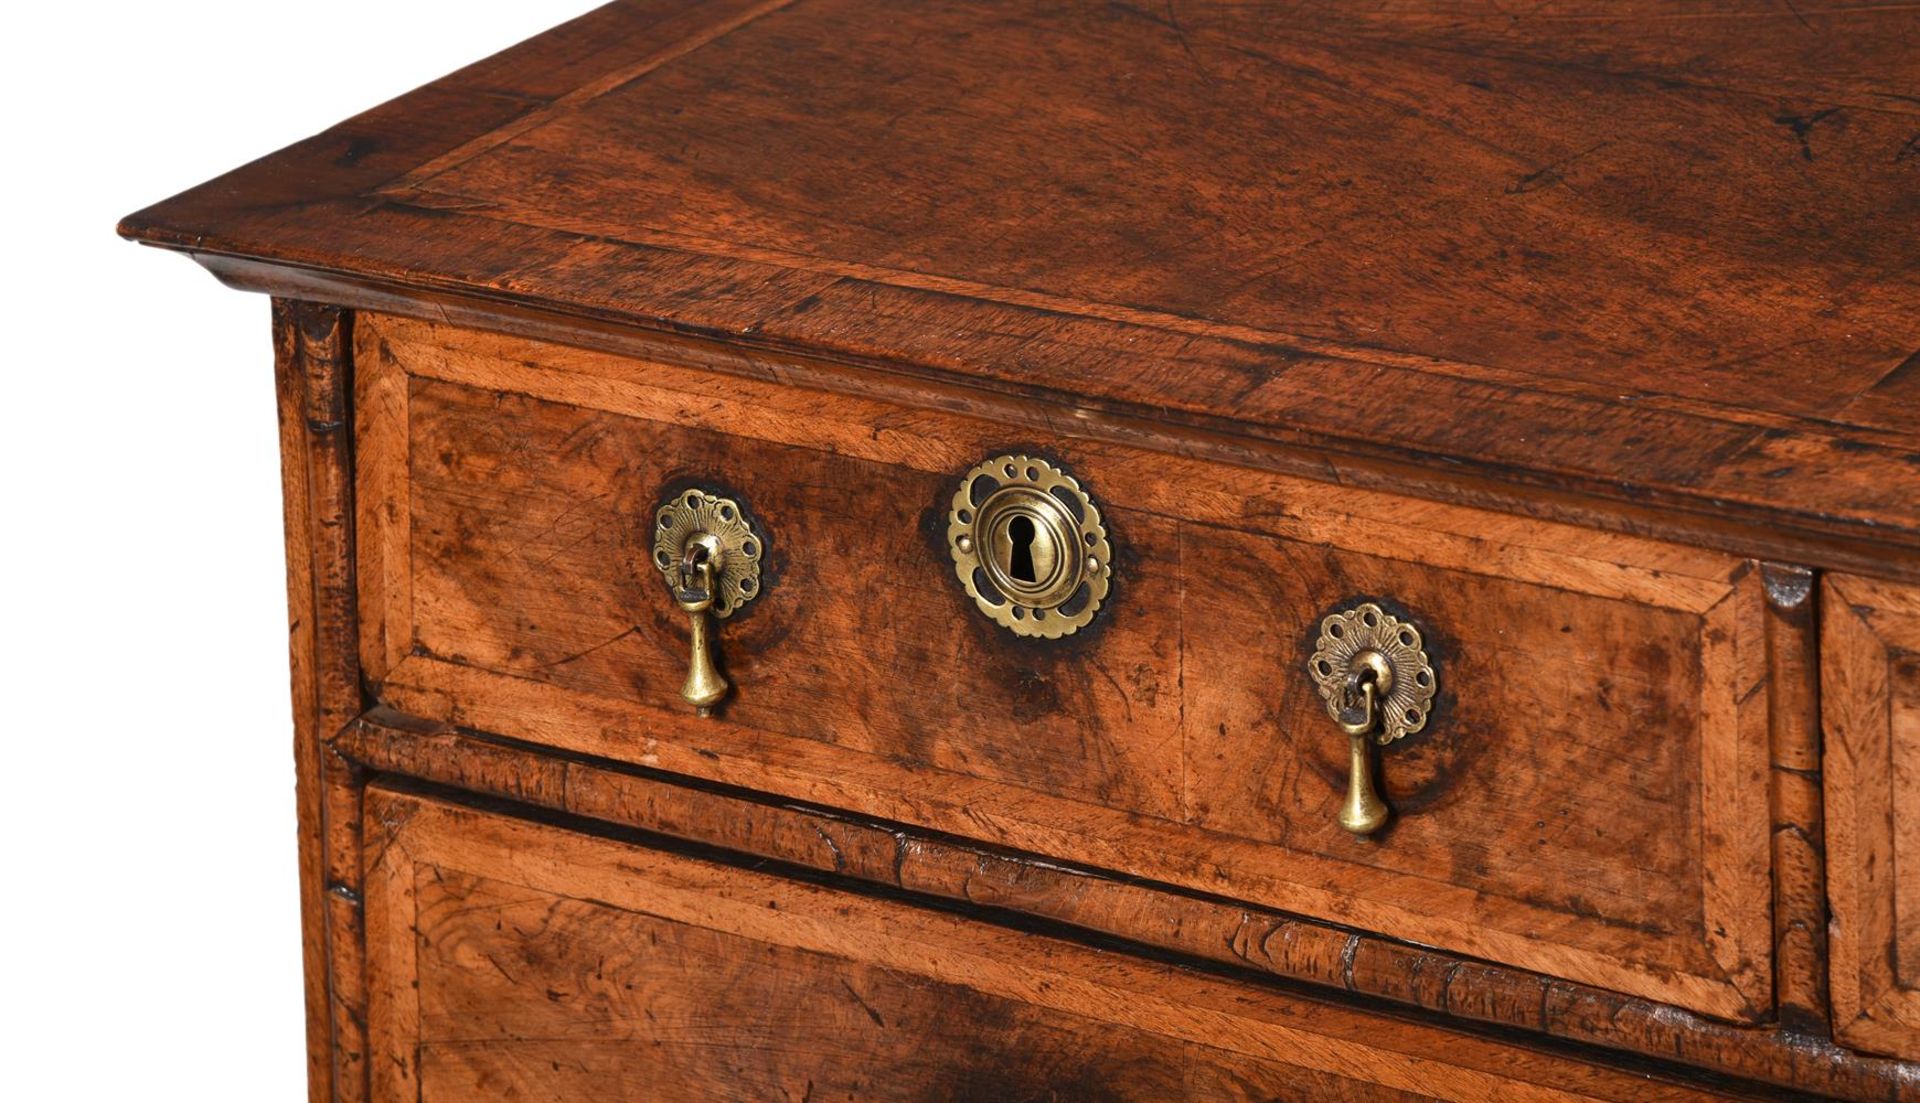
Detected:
[{"left": 1007, "top": 515, "right": 1038, "bottom": 584}]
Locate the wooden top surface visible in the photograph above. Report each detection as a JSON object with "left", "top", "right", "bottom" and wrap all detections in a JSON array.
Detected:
[{"left": 123, "top": 0, "right": 1920, "bottom": 559}]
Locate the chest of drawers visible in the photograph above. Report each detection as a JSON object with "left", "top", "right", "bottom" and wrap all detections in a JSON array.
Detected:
[{"left": 124, "top": 2, "right": 1920, "bottom": 1099}]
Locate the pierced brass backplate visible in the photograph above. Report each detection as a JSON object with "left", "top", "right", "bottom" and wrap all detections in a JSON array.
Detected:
[
  {"left": 1310, "top": 604, "right": 1436, "bottom": 744},
  {"left": 1308, "top": 603, "right": 1437, "bottom": 836},
  {"left": 946, "top": 455, "right": 1110, "bottom": 638},
  {"left": 652, "top": 488, "right": 764, "bottom": 715}
]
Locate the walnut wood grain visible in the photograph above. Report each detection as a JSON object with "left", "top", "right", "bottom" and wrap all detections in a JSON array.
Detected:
[
  {"left": 340, "top": 709, "right": 1920, "bottom": 1102},
  {"left": 271, "top": 300, "right": 368, "bottom": 1101},
  {"left": 121, "top": 0, "right": 1920, "bottom": 569},
  {"left": 398, "top": 379, "right": 1183, "bottom": 821},
  {"left": 362, "top": 783, "right": 1778, "bottom": 1102},
  {"left": 1824, "top": 574, "right": 1920, "bottom": 1061},
  {"left": 357, "top": 310, "right": 1773, "bottom": 1020},
  {"left": 1181, "top": 530, "right": 1772, "bottom": 1019}
]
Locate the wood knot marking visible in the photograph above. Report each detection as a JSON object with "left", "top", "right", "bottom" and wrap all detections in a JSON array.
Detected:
[
  {"left": 1772, "top": 108, "right": 1842, "bottom": 162},
  {"left": 335, "top": 135, "right": 379, "bottom": 168}
]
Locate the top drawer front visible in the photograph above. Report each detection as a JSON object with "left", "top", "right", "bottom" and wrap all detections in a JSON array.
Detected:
[{"left": 355, "top": 312, "right": 1771, "bottom": 1020}]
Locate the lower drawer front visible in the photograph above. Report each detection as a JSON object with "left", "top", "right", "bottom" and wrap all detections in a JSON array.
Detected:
[{"left": 364, "top": 786, "right": 1750, "bottom": 1102}]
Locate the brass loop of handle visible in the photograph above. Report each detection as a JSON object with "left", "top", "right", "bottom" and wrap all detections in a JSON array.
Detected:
[
  {"left": 653, "top": 489, "right": 764, "bottom": 717},
  {"left": 1335, "top": 650, "right": 1393, "bottom": 736},
  {"left": 674, "top": 538, "right": 721, "bottom": 612},
  {"left": 1308, "top": 604, "right": 1437, "bottom": 838}
]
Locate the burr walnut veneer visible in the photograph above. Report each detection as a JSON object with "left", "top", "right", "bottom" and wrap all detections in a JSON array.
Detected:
[{"left": 124, "top": 2, "right": 1919, "bottom": 1100}]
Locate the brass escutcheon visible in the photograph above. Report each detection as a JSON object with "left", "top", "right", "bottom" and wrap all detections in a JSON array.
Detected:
[
  {"left": 946, "top": 455, "right": 1110, "bottom": 638},
  {"left": 652, "top": 488, "right": 765, "bottom": 716},
  {"left": 1308, "top": 603, "right": 1438, "bottom": 837}
]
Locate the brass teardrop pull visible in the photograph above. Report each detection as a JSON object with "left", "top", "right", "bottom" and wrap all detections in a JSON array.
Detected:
[
  {"left": 652, "top": 489, "right": 764, "bottom": 717},
  {"left": 672, "top": 540, "right": 727, "bottom": 714},
  {"left": 1309, "top": 604, "right": 1437, "bottom": 837},
  {"left": 1333, "top": 650, "right": 1393, "bottom": 835}
]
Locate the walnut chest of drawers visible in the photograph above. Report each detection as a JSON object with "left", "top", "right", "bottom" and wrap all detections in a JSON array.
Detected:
[{"left": 123, "top": 2, "right": 1920, "bottom": 1099}]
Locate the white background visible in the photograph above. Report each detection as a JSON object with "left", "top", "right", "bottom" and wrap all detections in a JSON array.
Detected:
[{"left": 5, "top": 4, "right": 598, "bottom": 1096}]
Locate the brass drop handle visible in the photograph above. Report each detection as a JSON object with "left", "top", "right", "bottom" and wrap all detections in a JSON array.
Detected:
[
  {"left": 671, "top": 542, "right": 728, "bottom": 715},
  {"left": 653, "top": 489, "right": 765, "bottom": 717},
  {"left": 1332, "top": 651, "right": 1393, "bottom": 836},
  {"left": 1309, "top": 605, "right": 1436, "bottom": 838}
]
